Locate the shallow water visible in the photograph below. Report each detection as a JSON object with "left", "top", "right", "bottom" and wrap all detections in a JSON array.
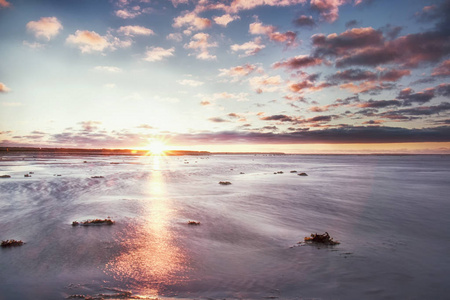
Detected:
[{"left": 1, "top": 154, "right": 450, "bottom": 299}]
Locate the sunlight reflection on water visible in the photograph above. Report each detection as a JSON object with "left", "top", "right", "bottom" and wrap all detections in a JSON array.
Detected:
[{"left": 105, "top": 156, "right": 188, "bottom": 296}]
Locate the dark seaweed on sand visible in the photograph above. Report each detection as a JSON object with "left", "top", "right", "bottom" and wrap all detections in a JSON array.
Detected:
[
  {"left": 1, "top": 239, "right": 24, "bottom": 247},
  {"left": 72, "top": 218, "right": 115, "bottom": 226},
  {"left": 304, "top": 232, "right": 339, "bottom": 245}
]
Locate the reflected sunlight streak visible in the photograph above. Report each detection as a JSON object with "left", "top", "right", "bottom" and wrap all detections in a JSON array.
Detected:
[{"left": 106, "top": 155, "right": 188, "bottom": 296}]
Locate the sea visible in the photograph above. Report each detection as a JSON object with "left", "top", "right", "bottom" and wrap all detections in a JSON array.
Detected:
[{"left": 0, "top": 153, "right": 449, "bottom": 300}]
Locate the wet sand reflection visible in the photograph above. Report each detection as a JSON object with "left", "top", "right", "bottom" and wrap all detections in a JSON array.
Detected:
[{"left": 106, "top": 156, "right": 188, "bottom": 296}]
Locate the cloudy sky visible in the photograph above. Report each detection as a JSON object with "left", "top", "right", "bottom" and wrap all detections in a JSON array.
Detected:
[{"left": 0, "top": 0, "right": 449, "bottom": 153}]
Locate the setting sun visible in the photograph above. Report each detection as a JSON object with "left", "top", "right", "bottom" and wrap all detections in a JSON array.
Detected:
[{"left": 147, "top": 140, "right": 167, "bottom": 155}]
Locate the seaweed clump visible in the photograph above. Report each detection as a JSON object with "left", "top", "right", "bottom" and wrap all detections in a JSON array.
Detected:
[
  {"left": 298, "top": 172, "right": 308, "bottom": 176},
  {"left": 1, "top": 239, "right": 24, "bottom": 247},
  {"left": 72, "top": 218, "right": 115, "bottom": 226},
  {"left": 219, "top": 181, "right": 232, "bottom": 185},
  {"left": 0, "top": 175, "right": 11, "bottom": 178},
  {"left": 188, "top": 220, "right": 201, "bottom": 225},
  {"left": 304, "top": 232, "right": 339, "bottom": 245}
]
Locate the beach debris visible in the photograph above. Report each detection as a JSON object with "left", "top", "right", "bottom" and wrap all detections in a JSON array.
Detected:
[
  {"left": 290, "top": 170, "right": 297, "bottom": 173},
  {"left": 72, "top": 218, "right": 115, "bottom": 226},
  {"left": 90, "top": 176, "right": 104, "bottom": 179},
  {"left": 0, "top": 175, "right": 11, "bottom": 178},
  {"left": 1, "top": 239, "right": 24, "bottom": 247},
  {"left": 274, "top": 171, "right": 283, "bottom": 174},
  {"left": 298, "top": 172, "right": 308, "bottom": 176},
  {"left": 219, "top": 181, "right": 232, "bottom": 185},
  {"left": 304, "top": 232, "right": 339, "bottom": 245},
  {"left": 110, "top": 162, "right": 120, "bottom": 165},
  {"left": 67, "top": 289, "right": 139, "bottom": 299},
  {"left": 83, "top": 161, "right": 88, "bottom": 163},
  {"left": 24, "top": 174, "right": 31, "bottom": 177},
  {"left": 188, "top": 220, "right": 201, "bottom": 225},
  {"left": 29, "top": 172, "right": 34, "bottom": 174},
  {"left": 240, "top": 172, "right": 245, "bottom": 174}
]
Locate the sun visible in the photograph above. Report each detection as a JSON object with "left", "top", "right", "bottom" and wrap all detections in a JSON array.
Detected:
[{"left": 147, "top": 140, "right": 167, "bottom": 155}]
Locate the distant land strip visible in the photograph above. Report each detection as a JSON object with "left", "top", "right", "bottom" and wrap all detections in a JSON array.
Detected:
[{"left": 0, "top": 147, "right": 210, "bottom": 156}]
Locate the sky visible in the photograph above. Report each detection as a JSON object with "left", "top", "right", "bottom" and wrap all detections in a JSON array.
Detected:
[{"left": 0, "top": 0, "right": 449, "bottom": 153}]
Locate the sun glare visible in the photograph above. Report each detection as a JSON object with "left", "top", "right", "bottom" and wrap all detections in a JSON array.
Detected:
[{"left": 147, "top": 140, "right": 167, "bottom": 155}]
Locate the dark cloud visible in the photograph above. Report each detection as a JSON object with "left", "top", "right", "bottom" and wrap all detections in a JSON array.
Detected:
[
  {"left": 208, "top": 117, "right": 230, "bottom": 123},
  {"left": 381, "top": 102, "right": 450, "bottom": 117},
  {"left": 260, "top": 114, "right": 296, "bottom": 122},
  {"left": 358, "top": 100, "right": 402, "bottom": 108},
  {"left": 170, "top": 126, "right": 450, "bottom": 144},
  {"left": 328, "top": 68, "right": 377, "bottom": 82},
  {"left": 293, "top": 15, "right": 316, "bottom": 28},
  {"left": 398, "top": 88, "right": 435, "bottom": 106},
  {"left": 312, "top": 27, "right": 384, "bottom": 57},
  {"left": 272, "top": 55, "right": 322, "bottom": 70},
  {"left": 436, "top": 83, "right": 450, "bottom": 96},
  {"left": 345, "top": 20, "right": 359, "bottom": 28}
]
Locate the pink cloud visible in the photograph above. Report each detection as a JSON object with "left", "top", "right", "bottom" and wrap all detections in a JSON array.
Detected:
[
  {"left": 117, "top": 25, "right": 154, "bottom": 36},
  {"left": 230, "top": 37, "right": 265, "bottom": 57},
  {"left": 432, "top": 59, "right": 450, "bottom": 77},
  {"left": 173, "top": 11, "right": 212, "bottom": 31},
  {"left": 213, "top": 14, "right": 239, "bottom": 27},
  {"left": 0, "top": 0, "right": 11, "bottom": 8},
  {"left": 249, "top": 21, "right": 298, "bottom": 48},
  {"left": 66, "top": 30, "right": 113, "bottom": 53},
  {"left": 184, "top": 33, "right": 217, "bottom": 60},
  {"left": 310, "top": 0, "right": 344, "bottom": 23},
  {"left": 219, "top": 63, "right": 260, "bottom": 78},
  {"left": 26, "top": 17, "right": 63, "bottom": 41},
  {"left": 0, "top": 82, "right": 11, "bottom": 93}
]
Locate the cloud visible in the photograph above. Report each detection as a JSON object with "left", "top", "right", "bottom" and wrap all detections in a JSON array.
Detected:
[
  {"left": 79, "top": 121, "right": 101, "bottom": 133},
  {"left": 212, "top": 0, "right": 307, "bottom": 14},
  {"left": 170, "top": 0, "right": 189, "bottom": 7},
  {"left": 137, "top": 124, "right": 155, "bottom": 129},
  {"left": 177, "top": 79, "right": 204, "bottom": 86},
  {"left": 345, "top": 19, "right": 359, "bottom": 28},
  {"left": 432, "top": 59, "right": 450, "bottom": 77},
  {"left": 166, "top": 33, "right": 183, "bottom": 42},
  {"left": 26, "top": 17, "right": 63, "bottom": 41},
  {"left": 117, "top": 25, "right": 154, "bottom": 36},
  {"left": 23, "top": 41, "right": 46, "bottom": 49},
  {"left": 293, "top": 15, "right": 316, "bottom": 28},
  {"left": 208, "top": 117, "right": 230, "bottom": 123},
  {"left": 249, "top": 21, "right": 298, "bottom": 48},
  {"left": 173, "top": 11, "right": 212, "bottom": 31},
  {"left": 249, "top": 75, "right": 282, "bottom": 93},
  {"left": 0, "top": 0, "right": 11, "bottom": 8},
  {"left": 115, "top": 9, "right": 141, "bottom": 19},
  {"left": 93, "top": 66, "right": 122, "bottom": 73},
  {"left": 273, "top": 55, "right": 322, "bottom": 70},
  {"left": 310, "top": 0, "right": 344, "bottom": 23},
  {"left": 143, "top": 47, "right": 175, "bottom": 61},
  {"left": 357, "top": 100, "right": 402, "bottom": 108},
  {"left": 312, "top": 27, "right": 384, "bottom": 56},
  {"left": 170, "top": 126, "right": 450, "bottom": 145},
  {"left": 398, "top": 87, "right": 435, "bottom": 106},
  {"left": 184, "top": 33, "right": 217, "bottom": 60},
  {"left": 219, "top": 63, "right": 261, "bottom": 79},
  {"left": 213, "top": 14, "right": 239, "bottom": 27},
  {"left": 380, "top": 102, "right": 450, "bottom": 117},
  {"left": 66, "top": 30, "right": 130, "bottom": 53},
  {"left": 0, "top": 82, "right": 11, "bottom": 93},
  {"left": 230, "top": 37, "right": 265, "bottom": 56},
  {"left": 260, "top": 114, "right": 296, "bottom": 122}
]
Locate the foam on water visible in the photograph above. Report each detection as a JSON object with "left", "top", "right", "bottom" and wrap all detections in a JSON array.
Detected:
[{"left": 1, "top": 154, "right": 450, "bottom": 299}]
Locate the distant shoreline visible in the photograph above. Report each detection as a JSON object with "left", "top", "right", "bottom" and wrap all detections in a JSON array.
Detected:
[{"left": 1, "top": 147, "right": 449, "bottom": 156}]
